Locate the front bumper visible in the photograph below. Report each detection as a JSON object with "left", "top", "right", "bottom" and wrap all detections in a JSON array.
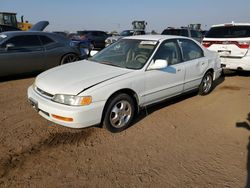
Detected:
[{"left": 27, "top": 86, "right": 105, "bottom": 128}]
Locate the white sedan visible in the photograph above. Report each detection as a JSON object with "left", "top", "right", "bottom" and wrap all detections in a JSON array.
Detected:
[{"left": 28, "top": 35, "right": 222, "bottom": 132}]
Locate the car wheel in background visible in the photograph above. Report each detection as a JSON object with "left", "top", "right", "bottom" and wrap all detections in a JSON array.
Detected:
[
  {"left": 60, "top": 53, "right": 79, "bottom": 65},
  {"left": 103, "top": 93, "right": 135, "bottom": 133},
  {"left": 198, "top": 71, "right": 213, "bottom": 95}
]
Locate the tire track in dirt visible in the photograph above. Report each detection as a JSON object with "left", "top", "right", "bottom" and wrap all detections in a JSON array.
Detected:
[{"left": 0, "top": 129, "right": 94, "bottom": 179}]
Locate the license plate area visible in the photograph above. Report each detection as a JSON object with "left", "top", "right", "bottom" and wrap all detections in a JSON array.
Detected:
[
  {"left": 28, "top": 98, "right": 38, "bottom": 112},
  {"left": 218, "top": 50, "right": 231, "bottom": 56}
]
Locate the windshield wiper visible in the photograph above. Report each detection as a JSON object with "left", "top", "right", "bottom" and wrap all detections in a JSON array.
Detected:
[{"left": 101, "top": 61, "right": 121, "bottom": 67}]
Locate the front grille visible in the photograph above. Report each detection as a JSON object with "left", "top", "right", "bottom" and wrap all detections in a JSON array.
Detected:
[{"left": 35, "top": 87, "right": 54, "bottom": 99}]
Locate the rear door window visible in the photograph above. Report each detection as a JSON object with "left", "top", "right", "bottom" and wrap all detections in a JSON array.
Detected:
[
  {"left": 206, "top": 26, "right": 250, "bottom": 38},
  {"left": 39, "top": 35, "right": 55, "bottom": 45},
  {"left": 178, "top": 39, "right": 204, "bottom": 61}
]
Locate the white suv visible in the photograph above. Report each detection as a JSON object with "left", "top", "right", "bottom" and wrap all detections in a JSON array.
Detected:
[{"left": 202, "top": 23, "right": 250, "bottom": 71}]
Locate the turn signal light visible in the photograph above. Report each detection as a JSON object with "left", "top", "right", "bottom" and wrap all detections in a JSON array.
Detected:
[
  {"left": 51, "top": 114, "right": 73, "bottom": 122},
  {"left": 80, "top": 96, "right": 92, "bottom": 106}
]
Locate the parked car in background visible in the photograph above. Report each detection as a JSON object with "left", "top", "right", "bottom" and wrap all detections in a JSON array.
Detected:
[
  {"left": 202, "top": 23, "right": 250, "bottom": 71},
  {"left": 28, "top": 35, "right": 221, "bottom": 133},
  {"left": 77, "top": 30, "right": 108, "bottom": 50},
  {"left": 0, "top": 21, "right": 81, "bottom": 77},
  {"left": 70, "top": 35, "right": 94, "bottom": 58},
  {"left": 52, "top": 31, "right": 68, "bottom": 38},
  {"left": 201, "top": 30, "right": 208, "bottom": 38},
  {"left": 105, "top": 29, "right": 146, "bottom": 46},
  {"left": 0, "top": 24, "right": 21, "bottom": 32},
  {"left": 161, "top": 27, "right": 203, "bottom": 43}
]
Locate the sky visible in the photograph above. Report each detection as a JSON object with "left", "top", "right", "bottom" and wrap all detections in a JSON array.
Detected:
[{"left": 1, "top": 0, "right": 250, "bottom": 33}]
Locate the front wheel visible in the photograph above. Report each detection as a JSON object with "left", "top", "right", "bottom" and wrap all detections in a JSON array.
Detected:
[
  {"left": 198, "top": 71, "right": 213, "bottom": 95},
  {"left": 103, "top": 93, "right": 135, "bottom": 133},
  {"left": 60, "top": 53, "right": 79, "bottom": 65}
]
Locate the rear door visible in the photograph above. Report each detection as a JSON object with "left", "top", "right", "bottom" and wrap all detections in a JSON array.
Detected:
[
  {"left": 0, "top": 35, "right": 45, "bottom": 76},
  {"left": 178, "top": 39, "right": 208, "bottom": 91},
  {"left": 203, "top": 25, "right": 250, "bottom": 58}
]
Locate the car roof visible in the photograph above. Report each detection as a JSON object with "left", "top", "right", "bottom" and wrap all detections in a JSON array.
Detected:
[
  {"left": 0, "top": 31, "right": 69, "bottom": 43},
  {"left": 123, "top": 34, "right": 189, "bottom": 41},
  {"left": 211, "top": 23, "right": 250, "bottom": 27},
  {"left": 0, "top": 31, "right": 59, "bottom": 37},
  {"left": 1, "top": 30, "right": 44, "bottom": 35}
]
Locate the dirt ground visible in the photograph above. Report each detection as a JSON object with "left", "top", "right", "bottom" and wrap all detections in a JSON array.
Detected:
[{"left": 0, "top": 71, "right": 249, "bottom": 188}]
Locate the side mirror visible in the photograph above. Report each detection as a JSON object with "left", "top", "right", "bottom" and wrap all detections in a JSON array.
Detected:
[
  {"left": 89, "top": 50, "right": 99, "bottom": 57},
  {"left": 147, "top": 59, "right": 168, "bottom": 70},
  {"left": 5, "top": 43, "right": 15, "bottom": 50}
]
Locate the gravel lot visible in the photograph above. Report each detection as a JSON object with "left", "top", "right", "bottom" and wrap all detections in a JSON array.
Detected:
[{"left": 0, "top": 71, "right": 249, "bottom": 187}]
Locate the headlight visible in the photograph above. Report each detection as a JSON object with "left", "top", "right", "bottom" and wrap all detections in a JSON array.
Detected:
[{"left": 52, "top": 94, "right": 92, "bottom": 106}]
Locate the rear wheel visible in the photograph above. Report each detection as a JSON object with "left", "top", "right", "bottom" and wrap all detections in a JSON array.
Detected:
[
  {"left": 103, "top": 93, "right": 135, "bottom": 133},
  {"left": 60, "top": 53, "right": 79, "bottom": 65},
  {"left": 199, "top": 71, "right": 213, "bottom": 95}
]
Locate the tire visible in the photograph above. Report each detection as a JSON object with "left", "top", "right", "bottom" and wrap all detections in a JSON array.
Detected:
[
  {"left": 198, "top": 71, "right": 213, "bottom": 95},
  {"left": 60, "top": 53, "right": 79, "bottom": 65},
  {"left": 103, "top": 93, "right": 135, "bottom": 133}
]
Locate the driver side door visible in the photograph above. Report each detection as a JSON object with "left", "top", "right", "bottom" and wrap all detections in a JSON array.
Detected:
[{"left": 0, "top": 35, "right": 45, "bottom": 77}]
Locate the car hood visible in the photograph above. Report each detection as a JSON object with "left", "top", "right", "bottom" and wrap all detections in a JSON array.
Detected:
[
  {"left": 29, "top": 21, "right": 49, "bottom": 31},
  {"left": 35, "top": 60, "right": 132, "bottom": 95}
]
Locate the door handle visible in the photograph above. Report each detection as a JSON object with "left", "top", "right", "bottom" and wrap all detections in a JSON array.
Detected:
[{"left": 177, "top": 69, "right": 181, "bottom": 72}]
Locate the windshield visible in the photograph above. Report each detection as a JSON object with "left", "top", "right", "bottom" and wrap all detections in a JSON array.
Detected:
[
  {"left": 206, "top": 26, "right": 250, "bottom": 38},
  {"left": 90, "top": 39, "right": 157, "bottom": 70}
]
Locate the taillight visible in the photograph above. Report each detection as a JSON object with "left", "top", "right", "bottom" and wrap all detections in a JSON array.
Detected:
[
  {"left": 202, "top": 41, "right": 212, "bottom": 48},
  {"left": 237, "top": 41, "right": 249, "bottom": 49},
  {"left": 202, "top": 40, "right": 250, "bottom": 49},
  {"left": 202, "top": 41, "right": 223, "bottom": 48}
]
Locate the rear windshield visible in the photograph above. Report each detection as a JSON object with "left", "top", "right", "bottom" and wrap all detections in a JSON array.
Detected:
[
  {"left": 120, "top": 30, "right": 134, "bottom": 36},
  {"left": 206, "top": 26, "right": 250, "bottom": 38},
  {"left": 161, "top": 29, "right": 188, "bottom": 37}
]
